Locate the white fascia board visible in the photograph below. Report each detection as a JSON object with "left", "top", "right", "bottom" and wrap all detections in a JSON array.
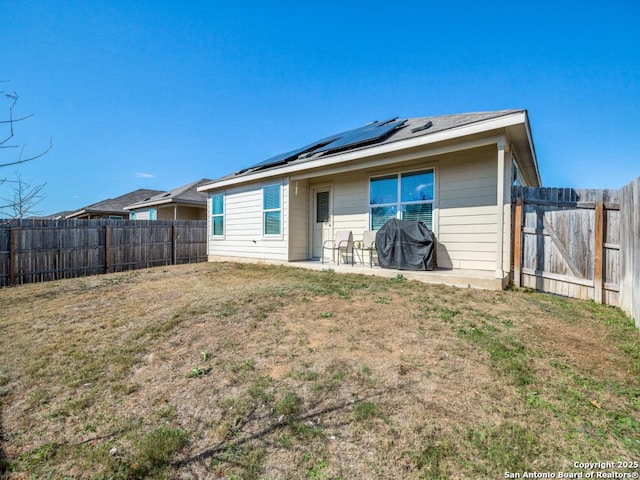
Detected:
[
  {"left": 523, "top": 112, "right": 542, "bottom": 186},
  {"left": 65, "top": 209, "right": 86, "bottom": 219},
  {"left": 122, "top": 198, "right": 175, "bottom": 211},
  {"left": 198, "top": 112, "right": 527, "bottom": 192}
]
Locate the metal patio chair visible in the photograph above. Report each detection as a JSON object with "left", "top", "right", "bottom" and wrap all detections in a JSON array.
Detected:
[
  {"left": 322, "top": 230, "right": 354, "bottom": 266},
  {"left": 361, "top": 230, "right": 377, "bottom": 267}
]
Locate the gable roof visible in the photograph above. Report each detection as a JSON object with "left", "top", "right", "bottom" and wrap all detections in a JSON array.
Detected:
[
  {"left": 123, "top": 178, "right": 212, "bottom": 210},
  {"left": 66, "top": 188, "right": 164, "bottom": 218},
  {"left": 199, "top": 109, "right": 540, "bottom": 191}
]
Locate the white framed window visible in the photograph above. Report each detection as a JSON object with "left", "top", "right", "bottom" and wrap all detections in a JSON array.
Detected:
[
  {"left": 369, "top": 168, "right": 434, "bottom": 230},
  {"left": 262, "top": 184, "right": 282, "bottom": 236},
  {"left": 211, "top": 193, "right": 224, "bottom": 237}
]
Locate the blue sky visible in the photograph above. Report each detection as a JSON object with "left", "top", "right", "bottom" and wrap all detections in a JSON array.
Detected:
[{"left": 2, "top": 0, "right": 639, "bottom": 215}]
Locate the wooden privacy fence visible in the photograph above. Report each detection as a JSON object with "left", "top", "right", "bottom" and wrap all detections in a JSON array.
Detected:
[
  {"left": 512, "top": 186, "right": 621, "bottom": 307},
  {"left": 0, "top": 219, "right": 207, "bottom": 286}
]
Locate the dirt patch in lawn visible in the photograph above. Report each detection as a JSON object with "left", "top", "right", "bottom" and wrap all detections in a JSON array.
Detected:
[{"left": 1, "top": 263, "right": 638, "bottom": 479}]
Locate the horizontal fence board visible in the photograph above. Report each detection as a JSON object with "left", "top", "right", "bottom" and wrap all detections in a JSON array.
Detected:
[
  {"left": 521, "top": 267, "right": 594, "bottom": 287},
  {"left": 0, "top": 219, "right": 206, "bottom": 286}
]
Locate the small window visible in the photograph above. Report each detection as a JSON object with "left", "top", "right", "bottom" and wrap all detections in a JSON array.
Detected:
[
  {"left": 316, "top": 191, "right": 330, "bottom": 223},
  {"left": 263, "top": 184, "right": 282, "bottom": 236},
  {"left": 211, "top": 193, "right": 224, "bottom": 236}
]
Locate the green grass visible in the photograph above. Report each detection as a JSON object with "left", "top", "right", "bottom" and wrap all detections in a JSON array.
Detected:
[
  {"left": 276, "top": 392, "right": 302, "bottom": 418},
  {"left": 211, "top": 444, "right": 265, "bottom": 480},
  {"left": 125, "top": 427, "right": 189, "bottom": 479},
  {"left": 410, "top": 442, "right": 453, "bottom": 480},
  {"left": 353, "top": 401, "right": 384, "bottom": 423}
]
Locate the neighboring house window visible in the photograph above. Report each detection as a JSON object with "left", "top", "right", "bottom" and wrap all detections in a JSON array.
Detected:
[
  {"left": 130, "top": 212, "right": 136, "bottom": 220},
  {"left": 109, "top": 215, "right": 123, "bottom": 219},
  {"left": 211, "top": 193, "right": 224, "bottom": 236},
  {"left": 369, "top": 169, "right": 434, "bottom": 230},
  {"left": 263, "top": 184, "right": 282, "bottom": 236},
  {"left": 149, "top": 208, "right": 156, "bottom": 220}
]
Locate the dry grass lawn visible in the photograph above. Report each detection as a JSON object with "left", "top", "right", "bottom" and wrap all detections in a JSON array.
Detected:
[{"left": 0, "top": 262, "right": 639, "bottom": 479}]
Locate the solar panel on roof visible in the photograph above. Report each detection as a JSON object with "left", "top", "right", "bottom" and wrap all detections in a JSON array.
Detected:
[
  {"left": 315, "top": 118, "right": 406, "bottom": 155},
  {"left": 236, "top": 141, "right": 328, "bottom": 175},
  {"left": 236, "top": 128, "right": 352, "bottom": 174},
  {"left": 235, "top": 117, "right": 407, "bottom": 175}
]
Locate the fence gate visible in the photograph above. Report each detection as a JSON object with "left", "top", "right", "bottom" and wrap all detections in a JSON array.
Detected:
[{"left": 512, "top": 187, "right": 620, "bottom": 307}]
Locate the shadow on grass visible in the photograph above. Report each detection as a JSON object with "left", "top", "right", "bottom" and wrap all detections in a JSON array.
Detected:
[{"left": 172, "top": 388, "right": 392, "bottom": 474}]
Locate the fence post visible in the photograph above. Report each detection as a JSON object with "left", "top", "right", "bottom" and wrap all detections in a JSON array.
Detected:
[
  {"left": 9, "top": 228, "right": 18, "bottom": 286},
  {"left": 594, "top": 202, "right": 604, "bottom": 304},
  {"left": 513, "top": 197, "right": 523, "bottom": 288},
  {"left": 104, "top": 226, "right": 111, "bottom": 274},
  {"left": 172, "top": 224, "right": 178, "bottom": 265}
]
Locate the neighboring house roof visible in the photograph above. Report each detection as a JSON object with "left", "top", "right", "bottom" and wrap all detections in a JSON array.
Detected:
[
  {"left": 199, "top": 109, "right": 540, "bottom": 192},
  {"left": 123, "top": 179, "right": 212, "bottom": 210},
  {"left": 30, "top": 211, "right": 74, "bottom": 220},
  {"left": 66, "top": 188, "right": 164, "bottom": 219}
]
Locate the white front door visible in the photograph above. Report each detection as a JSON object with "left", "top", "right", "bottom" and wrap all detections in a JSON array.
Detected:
[{"left": 312, "top": 187, "right": 332, "bottom": 259}]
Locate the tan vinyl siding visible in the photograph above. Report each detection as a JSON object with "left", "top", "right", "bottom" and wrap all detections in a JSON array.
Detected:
[
  {"left": 207, "top": 180, "right": 289, "bottom": 261},
  {"left": 436, "top": 146, "right": 498, "bottom": 271},
  {"left": 288, "top": 179, "right": 308, "bottom": 260},
  {"left": 332, "top": 175, "right": 369, "bottom": 242}
]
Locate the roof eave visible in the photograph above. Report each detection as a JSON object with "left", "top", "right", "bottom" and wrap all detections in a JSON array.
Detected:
[{"left": 524, "top": 111, "right": 542, "bottom": 186}]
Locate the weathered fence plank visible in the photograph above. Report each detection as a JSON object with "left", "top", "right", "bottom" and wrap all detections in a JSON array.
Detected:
[
  {"left": 594, "top": 202, "right": 604, "bottom": 304},
  {"left": 620, "top": 177, "right": 640, "bottom": 328},
  {"left": 0, "top": 219, "right": 206, "bottom": 287}
]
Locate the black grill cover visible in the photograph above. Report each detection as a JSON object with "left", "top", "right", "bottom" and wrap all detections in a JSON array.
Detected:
[{"left": 375, "top": 219, "right": 437, "bottom": 271}]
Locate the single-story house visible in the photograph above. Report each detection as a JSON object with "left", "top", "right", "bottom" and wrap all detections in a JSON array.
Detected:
[
  {"left": 123, "top": 178, "right": 211, "bottom": 220},
  {"left": 65, "top": 188, "right": 163, "bottom": 219},
  {"left": 197, "top": 110, "right": 541, "bottom": 288}
]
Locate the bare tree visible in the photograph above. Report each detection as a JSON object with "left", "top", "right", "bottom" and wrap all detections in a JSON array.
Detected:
[
  {"left": 1, "top": 87, "right": 52, "bottom": 168},
  {"left": 0, "top": 173, "right": 47, "bottom": 219},
  {"left": 1, "top": 82, "right": 52, "bottom": 218}
]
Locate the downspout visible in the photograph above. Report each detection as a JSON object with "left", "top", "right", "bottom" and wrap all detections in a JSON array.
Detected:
[{"left": 495, "top": 139, "right": 506, "bottom": 281}]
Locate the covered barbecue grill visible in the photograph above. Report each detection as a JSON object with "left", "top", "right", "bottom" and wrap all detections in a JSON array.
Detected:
[{"left": 375, "top": 219, "right": 437, "bottom": 271}]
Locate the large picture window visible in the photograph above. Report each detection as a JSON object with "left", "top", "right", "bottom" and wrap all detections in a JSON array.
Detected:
[
  {"left": 369, "top": 169, "right": 434, "bottom": 230},
  {"left": 263, "top": 184, "right": 282, "bottom": 236},
  {"left": 211, "top": 193, "right": 224, "bottom": 236}
]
